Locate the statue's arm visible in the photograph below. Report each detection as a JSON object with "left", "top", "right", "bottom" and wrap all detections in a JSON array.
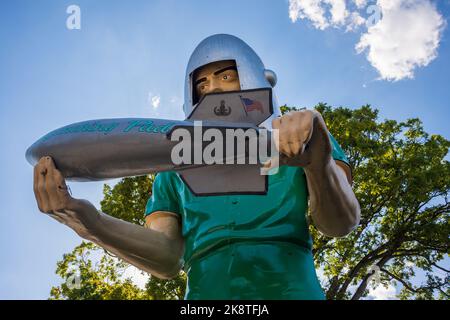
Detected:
[
  {"left": 33, "top": 156, "right": 184, "bottom": 279},
  {"left": 270, "top": 110, "right": 360, "bottom": 237},
  {"left": 304, "top": 159, "right": 360, "bottom": 237},
  {"left": 89, "top": 210, "right": 184, "bottom": 279}
]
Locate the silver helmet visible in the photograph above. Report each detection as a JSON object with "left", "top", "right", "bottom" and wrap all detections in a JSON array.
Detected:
[{"left": 183, "top": 34, "right": 281, "bottom": 129}]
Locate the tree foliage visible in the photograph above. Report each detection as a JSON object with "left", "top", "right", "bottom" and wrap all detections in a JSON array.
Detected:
[
  {"left": 50, "top": 104, "right": 449, "bottom": 300},
  {"left": 50, "top": 241, "right": 150, "bottom": 300},
  {"left": 283, "top": 104, "right": 449, "bottom": 300}
]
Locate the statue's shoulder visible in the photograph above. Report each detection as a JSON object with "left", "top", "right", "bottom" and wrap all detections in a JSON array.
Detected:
[
  {"left": 155, "top": 171, "right": 179, "bottom": 182},
  {"left": 154, "top": 171, "right": 184, "bottom": 190}
]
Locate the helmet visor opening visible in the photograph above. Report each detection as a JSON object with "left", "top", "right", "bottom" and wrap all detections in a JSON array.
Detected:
[{"left": 190, "top": 59, "right": 240, "bottom": 106}]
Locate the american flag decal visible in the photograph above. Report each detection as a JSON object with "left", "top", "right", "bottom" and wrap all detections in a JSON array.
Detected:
[{"left": 239, "top": 96, "right": 264, "bottom": 114}]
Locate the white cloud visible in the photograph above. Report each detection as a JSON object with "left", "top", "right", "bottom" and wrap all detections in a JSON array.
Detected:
[
  {"left": 353, "top": 0, "right": 368, "bottom": 9},
  {"left": 169, "top": 95, "right": 181, "bottom": 104},
  {"left": 288, "top": 0, "right": 446, "bottom": 81},
  {"left": 356, "top": 0, "right": 445, "bottom": 81},
  {"left": 328, "top": 0, "right": 349, "bottom": 25},
  {"left": 346, "top": 11, "right": 366, "bottom": 31},
  {"left": 288, "top": 0, "right": 351, "bottom": 28},
  {"left": 151, "top": 95, "right": 161, "bottom": 109},
  {"left": 289, "top": 0, "right": 329, "bottom": 29},
  {"left": 367, "top": 282, "right": 398, "bottom": 300},
  {"left": 148, "top": 93, "right": 161, "bottom": 109}
]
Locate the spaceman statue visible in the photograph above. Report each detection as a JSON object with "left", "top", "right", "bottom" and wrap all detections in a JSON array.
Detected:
[{"left": 32, "top": 34, "right": 360, "bottom": 300}]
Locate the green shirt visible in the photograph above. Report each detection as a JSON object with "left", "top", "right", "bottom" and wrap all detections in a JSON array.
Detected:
[{"left": 145, "top": 133, "right": 349, "bottom": 300}]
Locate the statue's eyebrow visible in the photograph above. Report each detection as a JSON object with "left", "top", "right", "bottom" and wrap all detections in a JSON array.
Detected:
[
  {"left": 213, "top": 65, "right": 237, "bottom": 76},
  {"left": 194, "top": 65, "right": 237, "bottom": 86},
  {"left": 195, "top": 77, "right": 207, "bottom": 86}
]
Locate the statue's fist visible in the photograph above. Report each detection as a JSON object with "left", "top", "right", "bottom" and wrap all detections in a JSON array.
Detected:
[
  {"left": 270, "top": 109, "right": 333, "bottom": 169},
  {"left": 33, "top": 156, "right": 75, "bottom": 215},
  {"left": 33, "top": 156, "right": 99, "bottom": 238}
]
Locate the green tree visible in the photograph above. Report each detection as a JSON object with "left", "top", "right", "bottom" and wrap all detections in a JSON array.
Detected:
[
  {"left": 50, "top": 105, "right": 449, "bottom": 300},
  {"left": 50, "top": 241, "right": 150, "bottom": 300},
  {"left": 284, "top": 104, "right": 449, "bottom": 300}
]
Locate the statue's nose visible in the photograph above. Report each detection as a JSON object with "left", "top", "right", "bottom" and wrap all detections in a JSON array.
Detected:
[{"left": 207, "top": 78, "right": 223, "bottom": 94}]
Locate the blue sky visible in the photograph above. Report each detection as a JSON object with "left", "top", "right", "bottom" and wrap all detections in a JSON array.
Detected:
[{"left": 0, "top": 0, "right": 449, "bottom": 299}]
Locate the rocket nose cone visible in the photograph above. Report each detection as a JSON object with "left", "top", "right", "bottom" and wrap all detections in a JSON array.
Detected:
[
  {"left": 25, "top": 141, "right": 39, "bottom": 166},
  {"left": 25, "top": 145, "right": 33, "bottom": 166}
]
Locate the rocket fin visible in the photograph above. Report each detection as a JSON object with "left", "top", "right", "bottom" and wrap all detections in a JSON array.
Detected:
[{"left": 178, "top": 164, "right": 267, "bottom": 196}]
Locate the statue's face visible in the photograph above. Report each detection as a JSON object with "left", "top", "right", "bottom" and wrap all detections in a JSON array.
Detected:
[{"left": 193, "top": 60, "right": 241, "bottom": 103}]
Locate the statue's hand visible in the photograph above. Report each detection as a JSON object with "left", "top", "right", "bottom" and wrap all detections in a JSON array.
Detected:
[
  {"left": 33, "top": 156, "right": 100, "bottom": 239},
  {"left": 265, "top": 109, "right": 333, "bottom": 171}
]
